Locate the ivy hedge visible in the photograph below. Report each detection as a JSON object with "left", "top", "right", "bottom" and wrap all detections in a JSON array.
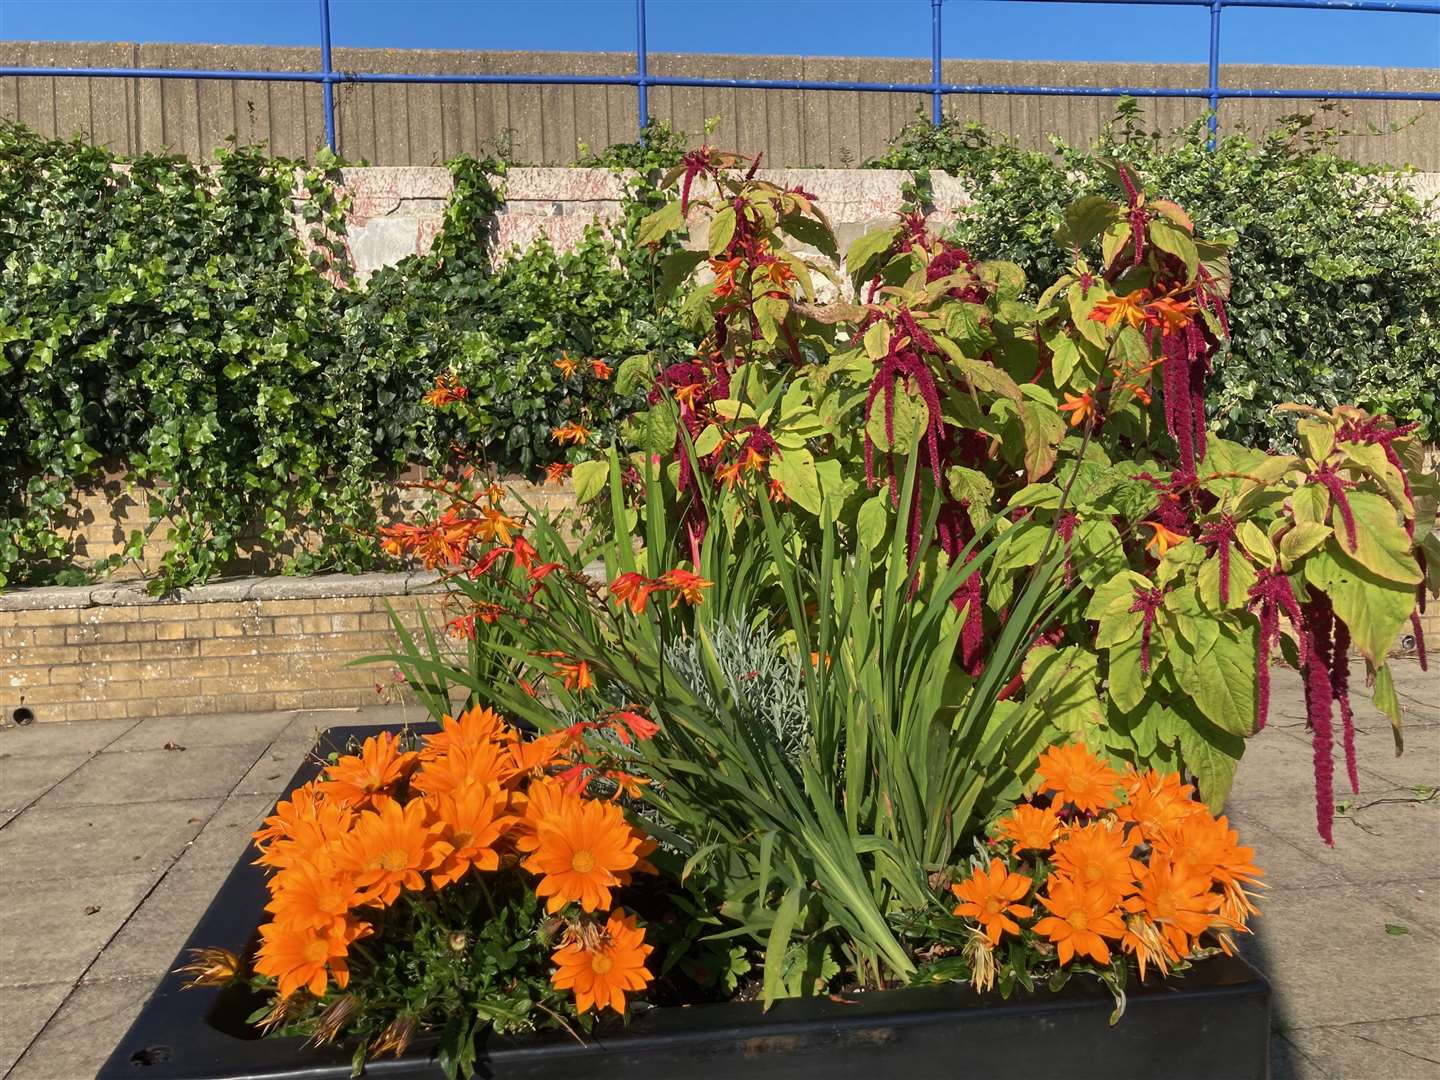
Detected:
[
  {"left": 869, "top": 102, "right": 1440, "bottom": 449},
  {"left": 0, "top": 123, "right": 685, "bottom": 590},
  {"left": 2, "top": 108, "right": 1436, "bottom": 590}
]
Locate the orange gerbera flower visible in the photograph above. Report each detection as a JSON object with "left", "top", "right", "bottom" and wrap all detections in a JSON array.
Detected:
[
  {"left": 1089, "top": 288, "right": 1150, "bottom": 331},
  {"left": 422, "top": 705, "right": 510, "bottom": 759},
  {"left": 523, "top": 796, "right": 652, "bottom": 913},
  {"left": 315, "top": 732, "right": 419, "bottom": 810},
  {"left": 252, "top": 781, "right": 353, "bottom": 865},
  {"left": 254, "top": 917, "right": 369, "bottom": 999},
  {"left": 551, "top": 421, "right": 593, "bottom": 446},
  {"left": 1115, "top": 769, "right": 1203, "bottom": 842},
  {"left": 265, "top": 855, "right": 363, "bottom": 935},
  {"left": 1033, "top": 875, "right": 1126, "bottom": 965},
  {"left": 1050, "top": 820, "right": 1138, "bottom": 903},
  {"left": 511, "top": 777, "right": 570, "bottom": 856},
  {"left": 551, "top": 909, "right": 654, "bottom": 1014},
  {"left": 334, "top": 797, "right": 451, "bottom": 907},
  {"left": 950, "top": 858, "right": 1034, "bottom": 945},
  {"left": 1058, "top": 390, "right": 1097, "bottom": 429},
  {"left": 610, "top": 572, "right": 663, "bottom": 616},
  {"left": 994, "top": 804, "right": 1062, "bottom": 852},
  {"left": 590, "top": 359, "right": 613, "bottom": 380},
  {"left": 1035, "top": 742, "right": 1122, "bottom": 814},
  {"left": 426, "top": 786, "right": 513, "bottom": 889},
  {"left": 507, "top": 730, "right": 572, "bottom": 778},
  {"left": 475, "top": 504, "right": 522, "bottom": 546},
  {"left": 554, "top": 352, "right": 579, "bottom": 381},
  {"left": 1125, "top": 855, "right": 1223, "bottom": 962},
  {"left": 662, "top": 568, "right": 712, "bottom": 606},
  {"left": 1143, "top": 520, "right": 1188, "bottom": 558}
]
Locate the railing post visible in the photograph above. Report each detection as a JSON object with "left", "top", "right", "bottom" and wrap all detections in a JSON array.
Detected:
[
  {"left": 319, "top": 0, "right": 337, "bottom": 154},
  {"left": 1207, "top": 0, "right": 1222, "bottom": 149},
  {"left": 931, "top": 0, "right": 944, "bottom": 126},
  {"left": 636, "top": 0, "right": 650, "bottom": 140}
]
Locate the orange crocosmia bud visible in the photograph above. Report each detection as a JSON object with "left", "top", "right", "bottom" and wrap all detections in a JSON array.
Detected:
[
  {"left": 1088, "top": 288, "right": 1150, "bottom": 331},
  {"left": 545, "top": 462, "right": 574, "bottom": 486},
  {"left": 662, "top": 568, "right": 712, "bottom": 607},
  {"left": 610, "top": 572, "right": 661, "bottom": 616},
  {"left": 1057, "top": 391, "right": 1096, "bottom": 429},
  {"left": 551, "top": 422, "right": 593, "bottom": 446},
  {"left": 554, "top": 353, "right": 580, "bottom": 381},
  {"left": 590, "top": 359, "right": 613, "bottom": 380},
  {"left": 1143, "top": 520, "right": 1188, "bottom": 558}
]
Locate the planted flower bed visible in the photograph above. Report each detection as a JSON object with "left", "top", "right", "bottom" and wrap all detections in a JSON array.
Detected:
[{"left": 104, "top": 149, "right": 1434, "bottom": 1078}]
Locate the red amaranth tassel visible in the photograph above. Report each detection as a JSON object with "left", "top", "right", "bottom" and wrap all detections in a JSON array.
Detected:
[
  {"left": 1248, "top": 565, "right": 1305, "bottom": 732},
  {"left": 1056, "top": 512, "right": 1078, "bottom": 587},
  {"left": 1200, "top": 513, "right": 1238, "bottom": 606},
  {"left": 1130, "top": 586, "right": 1166, "bottom": 675},
  {"left": 1311, "top": 463, "right": 1357, "bottom": 552},
  {"left": 1302, "top": 595, "right": 1337, "bottom": 845},
  {"left": 1413, "top": 606, "right": 1429, "bottom": 671},
  {"left": 1330, "top": 617, "right": 1360, "bottom": 795}
]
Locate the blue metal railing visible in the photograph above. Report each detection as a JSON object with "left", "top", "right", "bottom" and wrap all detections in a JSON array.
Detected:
[{"left": 1, "top": 0, "right": 1436, "bottom": 155}]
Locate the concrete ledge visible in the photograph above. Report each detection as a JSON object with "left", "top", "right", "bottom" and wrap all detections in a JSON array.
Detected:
[{"left": 0, "top": 571, "right": 444, "bottom": 613}]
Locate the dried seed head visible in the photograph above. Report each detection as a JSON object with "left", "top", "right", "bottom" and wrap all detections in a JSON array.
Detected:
[
  {"left": 309, "top": 994, "right": 360, "bottom": 1047},
  {"left": 174, "top": 947, "right": 242, "bottom": 989},
  {"left": 371, "top": 1015, "right": 418, "bottom": 1059}
]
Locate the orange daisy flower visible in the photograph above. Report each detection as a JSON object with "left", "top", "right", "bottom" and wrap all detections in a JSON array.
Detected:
[
  {"left": 1125, "top": 855, "right": 1223, "bottom": 962},
  {"left": 1050, "top": 820, "right": 1138, "bottom": 903},
  {"left": 523, "top": 796, "right": 652, "bottom": 913},
  {"left": 550, "top": 909, "right": 654, "bottom": 1014},
  {"left": 254, "top": 918, "right": 370, "bottom": 999},
  {"left": 507, "top": 730, "right": 572, "bottom": 778},
  {"left": 1143, "top": 520, "right": 1188, "bottom": 558},
  {"left": 993, "top": 804, "right": 1062, "bottom": 852},
  {"left": 511, "top": 777, "right": 571, "bottom": 857},
  {"left": 1115, "top": 769, "right": 1203, "bottom": 842},
  {"left": 950, "top": 858, "right": 1034, "bottom": 945},
  {"left": 662, "top": 568, "right": 712, "bottom": 606},
  {"left": 334, "top": 797, "right": 451, "bottom": 907},
  {"left": 1156, "top": 812, "right": 1264, "bottom": 925},
  {"left": 412, "top": 740, "right": 512, "bottom": 798},
  {"left": 1034, "top": 742, "right": 1122, "bottom": 814},
  {"left": 315, "top": 732, "right": 419, "bottom": 810},
  {"left": 422, "top": 705, "right": 509, "bottom": 759},
  {"left": 1033, "top": 875, "right": 1126, "bottom": 965},
  {"left": 265, "top": 856, "right": 363, "bottom": 935},
  {"left": 551, "top": 421, "right": 593, "bottom": 446},
  {"left": 426, "top": 786, "right": 513, "bottom": 889}
]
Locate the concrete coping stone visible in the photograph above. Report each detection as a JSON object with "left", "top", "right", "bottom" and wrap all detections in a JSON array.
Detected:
[{"left": 0, "top": 570, "right": 446, "bottom": 612}]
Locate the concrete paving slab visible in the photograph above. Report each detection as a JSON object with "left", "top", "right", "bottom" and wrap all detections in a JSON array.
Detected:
[
  {"left": 0, "top": 797, "right": 219, "bottom": 882},
  {"left": 0, "top": 718, "right": 136, "bottom": 757},
  {"left": 1236, "top": 794, "right": 1440, "bottom": 889},
  {"left": 171, "top": 792, "right": 274, "bottom": 872},
  {"left": 1372, "top": 878, "right": 1440, "bottom": 940},
  {"left": 0, "top": 981, "right": 70, "bottom": 1076},
  {"left": 235, "top": 739, "right": 325, "bottom": 797},
  {"left": 1269, "top": 1034, "right": 1329, "bottom": 1080},
  {"left": 87, "top": 865, "right": 234, "bottom": 983},
  {"left": 1358, "top": 723, "right": 1440, "bottom": 791},
  {"left": 1225, "top": 808, "right": 1347, "bottom": 892},
  {"left": 6, "top": 976, "right": 154, "bottom": 1080},
  {"left": 1283, "top": 1015, "right": 1440, "bottom": 1080},
  {"left": 107, "top": 710, "right": 294, "bottom": 752},
  {"left": 0, "top": 872, "right": 156, "bottom": 987},
  {"left": 1240, "top": 883, "right": 1440, "bottom": 1029},
  {"left": 1228, "top": 724, "right": 1394, "bottom": 806},
  {"left": 38, "top": 742, "right": 270, "bottom": 808},
  {"left": 0, "top": 752, "right": 90, "bottom": 825}
]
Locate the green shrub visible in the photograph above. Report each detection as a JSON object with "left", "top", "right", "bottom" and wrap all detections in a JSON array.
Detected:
[
  {"left": 870, "top": 103, "right": 1440, "bottom": 448},
  {"left": 0, "top": 125, "right": 687, "bottom": 590}
]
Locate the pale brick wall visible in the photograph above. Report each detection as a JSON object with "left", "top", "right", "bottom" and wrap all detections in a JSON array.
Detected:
[{"left": 1, "top": 575, "right": 453, "bottom": 724}]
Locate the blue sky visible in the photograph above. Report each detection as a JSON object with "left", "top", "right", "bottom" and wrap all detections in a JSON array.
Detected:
[{"left": 1, "top": 0, "right": 1437, "bottom": 68}]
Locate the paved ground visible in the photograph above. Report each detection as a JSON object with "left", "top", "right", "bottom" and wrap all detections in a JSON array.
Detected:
[{"left": 0, "top": 663, "right": 1435, "bottom": 1079}]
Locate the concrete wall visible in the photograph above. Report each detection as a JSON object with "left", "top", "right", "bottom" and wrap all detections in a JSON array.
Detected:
[{"left": 4, "top": 42, "right": 1438, "bottom": 169}]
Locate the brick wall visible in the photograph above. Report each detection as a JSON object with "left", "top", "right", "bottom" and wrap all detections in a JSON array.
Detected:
[{"left": 1, "top": 574, "right": 451, "bottom": 724}]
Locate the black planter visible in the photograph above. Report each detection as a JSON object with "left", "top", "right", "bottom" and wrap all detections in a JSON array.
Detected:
[{"left": 101, "top": 725, "right": 1271, "bottom": 1080}]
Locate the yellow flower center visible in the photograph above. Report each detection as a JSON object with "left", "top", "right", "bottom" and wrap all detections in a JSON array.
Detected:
[
  {"left": 571, "top": 850, "right": 596, "bottom": 874},
  {"left": 983, "top": 898, "right": 1004, "bottom": 916},
  {"left": 452, "top": 830, "right": 473, "bottom": 848},
  {"left": 378, "top": 849, "right": 409, "bottom": 872},
  {"left": 1067, "top": 909, "right": 1090, "bottom": 931},
  {"left": 590, "top": 954, "right": 614, "bottom": 975},
  {"left": 1083, "top": 864, "right": 1104, "bottom": 882}
]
